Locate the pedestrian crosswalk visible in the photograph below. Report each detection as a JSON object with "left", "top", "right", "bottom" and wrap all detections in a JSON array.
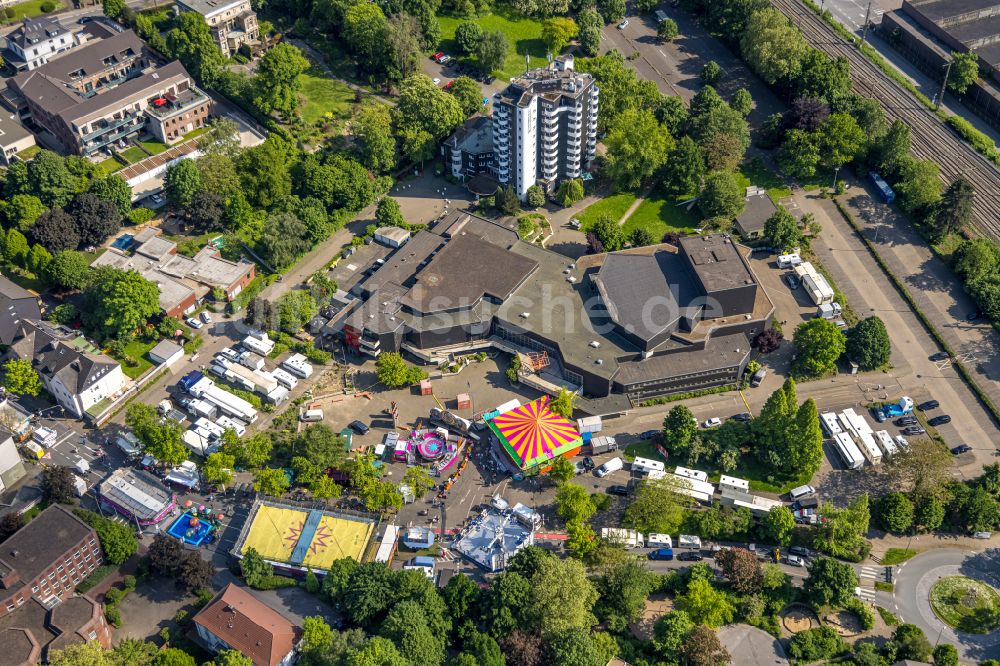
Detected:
[
  {"left": 858, "top": 565, "right": 880, "bottom": 580},
  {"left": 855, "top": 587, "right": 877, "bottom": 602}
]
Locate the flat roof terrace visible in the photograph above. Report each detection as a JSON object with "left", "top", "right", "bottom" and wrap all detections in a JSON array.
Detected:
[
  {"left": 678, "top": 235, "right": 757, "bottom": 293},
  {"left": 907, "top": 0, "right": 1000, "bottom": 24}
]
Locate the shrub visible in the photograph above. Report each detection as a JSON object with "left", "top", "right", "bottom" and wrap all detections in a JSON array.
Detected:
[
  {"left": 845, "top": 598, "right": 875, "bottom": 630},
  {"left": 104, "top": 587, "right": 124, "bottom": 605},
  {"left": 255, "top": 575, "right": 298, "bottom": 590},
  {"left": 122, "top": 574, "right": 136, "bottom": 590},
  {"left": 40, "top": 1, "right": 56, "bottom": 11},
  {"left": 105, "top": 607, "right": 122, "bottom": 627},
  {"left": 787, "top": 626, "right": 846, "bottom": 662}
]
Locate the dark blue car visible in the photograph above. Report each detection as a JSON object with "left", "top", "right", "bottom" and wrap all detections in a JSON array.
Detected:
[{"left": 648, "top": 548, "right": 674, "bottom": 561}]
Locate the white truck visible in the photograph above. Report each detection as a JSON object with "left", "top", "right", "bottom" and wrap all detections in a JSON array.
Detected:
[
  {"left": 601, "top": 528, "right": 644, "bottom": 548},
  {"left": 588, "top": 435, "right": 618, "bottom": 455}
]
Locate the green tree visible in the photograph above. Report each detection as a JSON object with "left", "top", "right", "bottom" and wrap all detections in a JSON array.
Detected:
[
  {"left": 664, "top": 135, "right": 705, "bottom": 195},
  {"left": 947, "top": 51, "right": 980, "bottom": 94},
  {"left": 623, "top": 477, "right": 685, "bottom": 534},
  {"left": 663, "top": 405, "right": 697, "bottom": 460},
  {"left": 125, "top": 403, "right": 187, "bottom": 466},
  {"left": 787, "top": 626, "right": 846, "bottom": 662},
  {"left": 597, "top": 559, "right": 655, "bottom": 632},
  {"left": 677, "top": 578, "right": 734, "bottom": 628},
  {"left": 48, "top": 641, "right": 115, "bottom": 666},
  {"left": 591, "top": 213, "right": 627, "bottom": 252},
  {"left": 375, "top": 352, "right": 427, "bottom": 387},
  {"left": 804, "top": 557, "right": 859, "bottom": 607},
  {"left": 476, "top": 30, "right": 508, "bottom": 74},
  {"left": 555, "top": 482, "right": 596, "bottom": 524},
  {"left": 449, "top": 76, "right": 485, "bottom": 118},
  {"left": 203, "top": 452, "right": 235, "bottom": 489},
  {"left": 352, "top": 105, "right": 397, "bottom": 174},
  {"left": 790, "top": 398, "right": 825, "bottom": 477},
  {"left": 455, "top": 20, "right": 483, "bottom": 54},
  {"left": 604, "top": 108, "right": 671, "bottom": 189},
  {"left": 165, "top": 159, "right": 202, "bottom": 208},
  {"left": 82, "top": 267, "right": 160, "bottom": 342},
  {"left": 930, "top": 176, "right": 974, "bottom": 240},
  {"left": 915, "top": 494, "right": 946, "bottom": 532},
  {"left": 254, "top": 467, "right": 290, "bottom": 496},
  {"left": 556, "top": 179, "right": 585, "bottom": 207},
  {"left": 28, "top": 151, "right": 77, "bottom": 208},
  {"left": 699, "top": 172, "right": 745, "bottom": 219},
  {"left": 240, "top": 547, "right": 273, "bottom": 587},
  {"left": 762, "top": 505, "right": 795, "bottom": 546},
  {"left": 549, "top": 388, "right": 576, "bottom": 418},
  {"left": 777, "top": 129, "right": 821, "bottom": 178},
  {"left": 42, "top": 466, "right": 77, "bottom": 504},
  {"left": 4, "top": 194, "right": 47, "bottom": 231},
  {"left": 74, "top": 510, "right": 138, "bottom": 564},
  {"left": 679, "top": 625, "right": 731, "bottom": 666},
  {"left": 740, "top": 8, "right": 809, "bottom": 84},
  {"left": 221, "top": 431, "right": 272, "bottom": 469},
  {"left": 402, "top": 466, "right": 436, "bottom": 499},
  {"left": 846, "top": 315, "right": 891, "bottom": 370},
  {"left": 2, "top": 358, "right": 41, "bottom": 396},
  {"left": 653, "top": 610, "right": 694, "bottom": 661},
  {"left": 932, "top": 643, "right": 959, "bottom": 666},
  {"left": 814, "top": 494, "right": 870, "bottom": 560},
  {"left": 254, "top": 43, "right": 310, "bottom": 121},
  {"left": 818, "top": 112, "right": 866, "bottom": 170},
  {"left": 88, "top": 174, "right": 132, "bottom": 218},
  {"left": 792, "top": 318, "right": 846, "bottom": 378},
  {"left": 215, "top": 650, "right": 253, "bottom": 666},
  {"left": 877, "top": 119, "right": 911, "bottom": 177},
  {"left": 875, "top": 492, "right": 914, "bottom": 533},
  {"left": 28, "top": 243, "right": 52, "bottom": 275},
  {"left": 763, "top": 207, "right": 802, "bottom": 250},
  {"left": 398, "top": 74, "right": 465, "bottom": 140},
  {"left": 102, "top": 0, "right": 125, "bottom": 18},
  {"left": 529, "top": 556, "right": 599, "bottom": 637},
  {"left": 549, "top": 456, "right": 576, "bottom": 484},
  {"left": 896, "top": 158, "right": 942, "bottom": 216},
  {"left": 657, "top": 18, "right": 679, "bottom": 42},
  {"left": 891, "top": 624, "right": 932, "bottom": 662},
  {"left": 701, "top": 61, "right": 722, "bottom": 84},
  {"left": 165, "top": 12, "right": 227, "bottom": 84},
  {"left": 349, "top": 637, "right": 408, "bottom": 666},
  {"left": 542, "top": 17, "right": 578, "bottom": 54}
]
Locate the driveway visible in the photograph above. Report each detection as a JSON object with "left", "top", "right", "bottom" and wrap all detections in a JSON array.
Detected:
[{"left": 891, "top": 548, "right": 1000, "bottom": 662}]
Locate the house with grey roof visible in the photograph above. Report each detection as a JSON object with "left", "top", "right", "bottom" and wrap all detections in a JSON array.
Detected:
[
  {"left": 1, "top": 17, "right": 76, "bottom": 71},
  {"left": 4, "top": 29, "right": 212, "bottom": 156},
  {"left": 0, "top": 276, "right": 40, "bottom": 346},
  {"left": 0, "top": 112, "right": 37, "bottom": 166},
  {"left": 6, "top": 320, "right": 126, "bottom": 419},
  {"left": 442, "top": 115, "right": 494, "bottom": 183}
]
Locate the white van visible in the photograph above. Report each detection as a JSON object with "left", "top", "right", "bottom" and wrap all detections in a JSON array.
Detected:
[
  {"left": 596, "top": 457, "right": 624, "bottom": 477},
  {"left": 647, "top": 533, "right": 673, "bottom": 548},
  {"left": 789, "top": 485, "right": 816, "bottom": 500},
  {"left": 300, "top": 408, "right": 324, "bottom": 422}
]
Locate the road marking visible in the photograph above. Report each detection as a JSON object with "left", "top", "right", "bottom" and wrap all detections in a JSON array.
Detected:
[
  {"left": 859, "top": 566, "right": 879, "bottom": 579},
  {"left": 856, "top": 588, "right": 877, "bottom": 602}
]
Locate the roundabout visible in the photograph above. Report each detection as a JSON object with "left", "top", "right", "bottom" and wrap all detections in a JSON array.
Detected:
[
  {"left": 929, "top": 576, "right": 1000, "bottom": 634},
  {"left": 892, "top": 548, "right": 1000, "bottom": 662}
]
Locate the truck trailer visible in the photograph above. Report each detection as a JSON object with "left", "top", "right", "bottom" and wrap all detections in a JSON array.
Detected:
[{"left": 832, "top": 432, "right": 865, "bottom": 470}]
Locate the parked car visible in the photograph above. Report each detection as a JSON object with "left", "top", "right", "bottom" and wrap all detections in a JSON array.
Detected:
[
  {"left": 582, "top": 456, "right": 595, "bottom": 470},
  {"left": 432, "top": 77, "right": 441, "bottom": 85},
  {"left": 702, "top": 417, "right": 722, "bottom": 428},
  {"left": 902, "top": 426, "right": 926, "bottom": 436},
  {"left": 640, "top": 430, "right": 659, "bottom": 440},
  {"left": 872, "top": 408, "right": 886, "bottom": 423},
  {"left": 927, "top": 415, "right": 951, "bottom": 426},
  {"left": 951, "top": 444, "right": 972, "bottom": 455},
  {"left": 731, "top": 412, "right": 752, "bottom": 422},
  {"left": 788, "top": 546, "right": 810, "bottom": 558},
  {"left": 786, "top": 554, "right": 806, "bottom": 567},
  {"left": 929, "top": 352, "right": 949, "bottom": 362},
  {"left": 917, "top": 400, "right": 940, "bottom": 411},
  {"left": 617, "top": 19, "right": 629, "bottom": 28},
  {"left": 606, "top": 485, "right": 629, "bottom": 496},
  {"left": 349, "top": 420, "right": 370, "bottom": 435},
  {"left": 967, "top": 312, "right": 980, "bottom": 321},
  {"left": 785, "top": 274, "right": 800, "bottom": 289},
  {"left": 574, "top": 461, "right": 588, "bottom": 475},
  {"left": 200, "top": 311, "right": 212, "bottom": 324},
  {"left": 647, "top": 548, "right": 673, "bottom": 561},
  {"left": 431, "top": 51, "right": 444, "bottom": 61},
  {"left": 895, "top": 416, "right": 917, "bottom": 426},
  {"left": 186, "top": 317, "right": 203, "bottom": 329},
  {"left": 677, "top": 551, "right": 703, "bottom": 561},
  {"left": 973, "top": 531, "right": 992, "bottom": 539}
]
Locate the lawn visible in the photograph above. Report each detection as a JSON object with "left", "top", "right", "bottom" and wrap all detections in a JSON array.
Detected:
[
  {"left": 576, "top": 192, "right": 638, "bottom": 230},
  {"left": 623, "top": 192, "right": 700, "bottom": 240},
  {"left": 96, "top": 157, "right": 122, "bottom": 175},
  {"left": 4, "top": 0, "right": 63, "bottom": 22},
  {"left": 623, "top": 440, "right": 664, "bottom": 462},
  {"left": 929, "top": 576, "right": 1000, "bottom": 634},
  {"left": 882, "top": 548, "right": 919, "bottom": 565},
  {"left": 139, "top": 140, "right": 169, "bottom": 156},
  {"left": 438, "top": 12, "right": 548, "bottom": 81},
  {"left": 298, "top": 67, "right": 356, "bottom": 129},
  {"left": 120, "top": 147, "right": 148, "bottom": 164},
  {"left": 736, "top": 158, "right": 792, "bottom": 203},
  {"left": 119, "top": 339, "right": 156, "bottom": 380}
]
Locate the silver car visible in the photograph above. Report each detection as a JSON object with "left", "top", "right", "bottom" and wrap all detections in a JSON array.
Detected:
[{"left": 786, "top": 554, "right": 806, "bottom": 567}]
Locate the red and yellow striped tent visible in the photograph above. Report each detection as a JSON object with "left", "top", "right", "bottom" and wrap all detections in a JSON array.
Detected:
[{"left": 487, "top": 396, "right": 582, "bottom": 474}]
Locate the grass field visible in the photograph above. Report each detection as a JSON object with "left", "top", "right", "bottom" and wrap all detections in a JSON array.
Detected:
[
  {"left": 120, "top": 339, "right": 156, "bottom": 380},
  {"left": 298, "top": 67, "right": 356, "bottom": 128},
  {"left": 438, "top": 12, "right": 547, "bottom": 81},
  {"left": 4, "top": 0, "right": 63, "bottom": 22},
  {"left": 139, "top": 140, "right": 169, "bottom": 156},
  {"left": 623, "top": 192, "right": 700, "bottom": 239},
  {"left": 96, "top": 157, "right": 122, "bottom": 175},
  {"left": 623, "top": 440, "right": 664, "bottom": 462},
  {"left": 577, "top": 192, "right": 638, "bottom": 229},
  {"left": 882, "top": 548, "right": 919, "bottom": 565},
  {"left": 929, "top": 576, "right": 1000, "bottom": 634},
  {"left": 120, "top": 147, "right": 147, "bottom": 164},
  {"left": 736, "top": 159, "right": 792, "bottom": 203}
]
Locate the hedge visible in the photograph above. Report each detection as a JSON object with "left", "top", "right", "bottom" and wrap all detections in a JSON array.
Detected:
[{"left": 832, "top": 200, "right": 1000, "bottom": 431}]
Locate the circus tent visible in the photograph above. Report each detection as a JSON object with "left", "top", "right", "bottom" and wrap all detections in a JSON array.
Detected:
[{"left": 486, "top": 395, "right": 582, "bottom": 473}]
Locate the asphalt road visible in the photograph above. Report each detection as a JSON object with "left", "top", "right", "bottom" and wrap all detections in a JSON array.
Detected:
[{"left": 890, "top": 547, "right": 1000, "bottom": 662}]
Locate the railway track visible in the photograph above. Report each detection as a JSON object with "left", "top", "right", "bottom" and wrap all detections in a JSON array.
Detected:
[{"left": 771, "top": 0, "right": 1000, "bottom": 238}]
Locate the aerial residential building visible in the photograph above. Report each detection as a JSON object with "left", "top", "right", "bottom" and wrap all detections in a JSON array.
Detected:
[
  {"left": 0, "top": 112, "right": 37, "bottom": 166},
  {"left": 7, "top": 320, "right": 127, "bottom": 419},
  {"left": 0, "top": 276, "right": 41, "bottom": 345},
  {"left": 492, "top": 55, "right": 598, "bottom": 199},
  {"left": 193, "top": 583, "right": 300, "bottom": 666},
  {"left": 92, "top": 227, "right": 256, "bottom": 317},
  {"left": 5, "top": 29, "right": 212, "bottom": 156},
  {"left": 441, "top": 115, "right": 494, "bottom": 182},
  {"left": 2, "top": 17, "right": 76, "bottom": 71},
  {"left": 175, "top": 0, "right": 259, "bottom": 57}
]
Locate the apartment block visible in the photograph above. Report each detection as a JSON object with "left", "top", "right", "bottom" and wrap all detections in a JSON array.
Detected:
[
  {"left": 5, "top": 29, "right": 212, "bottom": 156},
  {"left": 175, "top": 0, "right": 259, "bottom": 57},
  {"left": 491, "top": 55, "right": 598, "bottom": 199}
]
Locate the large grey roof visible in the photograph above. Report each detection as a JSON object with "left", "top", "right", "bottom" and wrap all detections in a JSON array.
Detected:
[
  {"left": 614, "top": 332, "right": 751, "bottom": 386},
  {"left": 0, "top": 505, "right": 93, "bottom": 587},
  {"left": 6, "top": 17, "right": 67, "bottom": 50},
  {"left": 678, "top": 234, "right": 757, "bottom": 293},
  {"left": 8, "top": 320, "right": 119, "bottom": 394},
  {"left": 735, "top": 193, "right": 778, "bottom": 235},
  {"left": 0, "top": 276, "right": 40, "bottom": 345}
]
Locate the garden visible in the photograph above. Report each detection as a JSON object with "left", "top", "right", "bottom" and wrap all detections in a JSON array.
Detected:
[
  {"left": 929, "top": 576, "right": 1000, "bottom": 634},
  {"left": 296, "top": 67, "right": 358, "bottom": 141},
  {"left": 438, "top": 11, "right": 548, "bottom": 80}
]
